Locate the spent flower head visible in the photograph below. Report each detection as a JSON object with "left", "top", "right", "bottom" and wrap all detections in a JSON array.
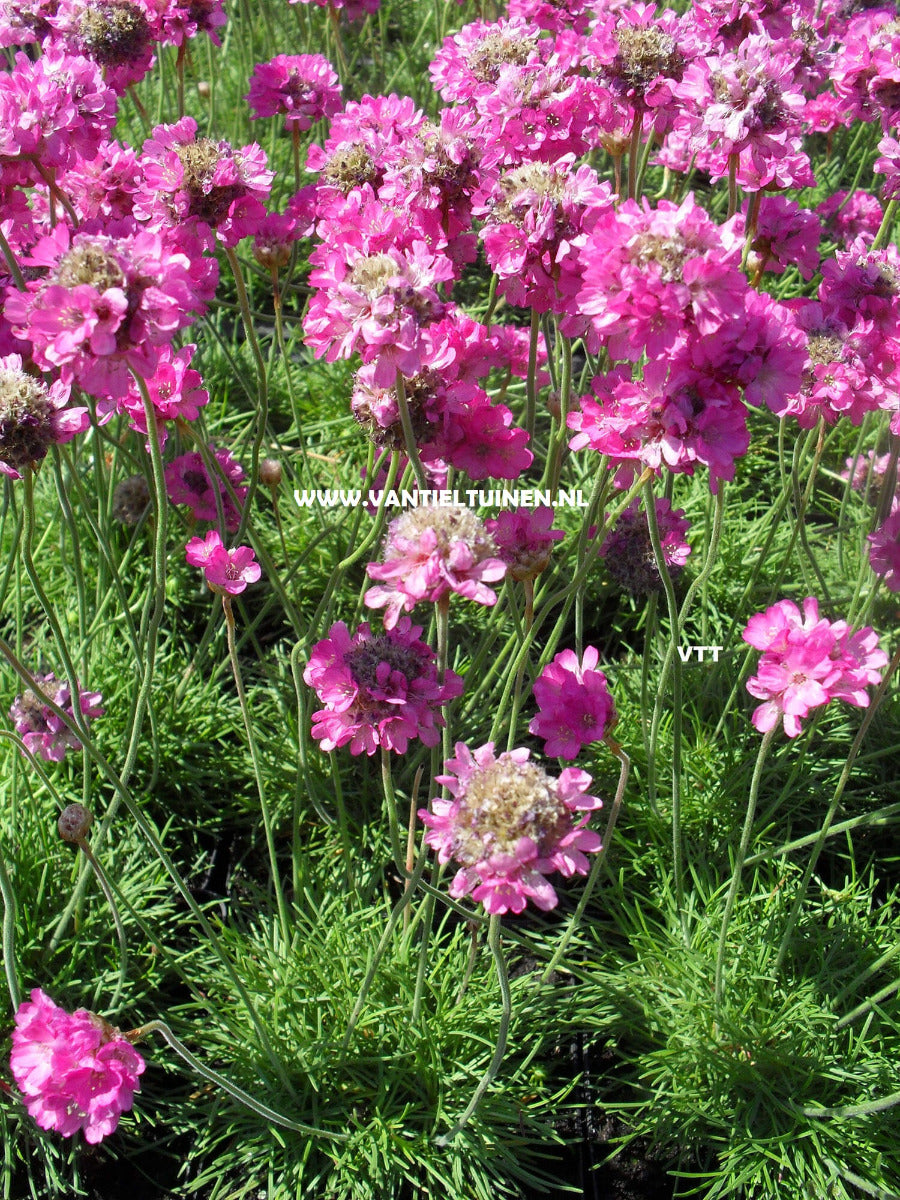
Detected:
[{"left": 419, "top": 742, "right": 603, "bottom": 915}]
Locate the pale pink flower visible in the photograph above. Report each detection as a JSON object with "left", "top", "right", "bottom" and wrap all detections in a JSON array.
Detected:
[
  {"left": 365, "top": 505, "right": 506, "bottom": 629},
  {"left": 874, "top": 135, "right": 900, "bottom": 202},
  {"left": 419, "top": 742, "right": 603, "bottom": 914},
  {"left": 10, "top": 989, "right": 144, "bottom": 1143},
  {"left": 111, "top": 344, "right": 208, "bottom": 447},
  {"left": 154, "top": 0, "right": 226, "bottom": 46},
  {"left": 135, "top": 116, "right": 273, "bottom": 247},
  {"left": 185, "top": 530, "right": 260, "bottom": 595},
  {"left": 529, "top": 646, "right": 616, "bottom": 760},
  {"left": 4, "top": 224, "right": 217, "bottom": 401},
  {"left": 9, "top": 673, "right": 103, "bottom": 762},
  {"left": 164, "top": 446, "right": 246, "bottom": 532},
  {"left": 303, "top": 618, "right": 463, "bottom": 755},
  {"left": 46, "top": 0, "right": 158, "bottom": 93}
]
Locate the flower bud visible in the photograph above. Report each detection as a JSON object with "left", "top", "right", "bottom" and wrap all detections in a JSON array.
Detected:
[
  {"left": 58, "top": 803, "right": 93, "bottom": 843},
  {"left": 259, "top": 458, "right": 282, "bottom": 488}
]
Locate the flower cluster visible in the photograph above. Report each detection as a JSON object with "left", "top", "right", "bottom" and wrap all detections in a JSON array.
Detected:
[
  {"left": 10, "top": 989, "right": 144, "bottom": 1143},
  {"left": 529, "top": 647, "right": 616, "bottom": 760},
  {"left": 743, "top": 598, "right": 887, "bottom": 738},
  {"left": 185, "top": 530, "right": 260, "bottom": 595},
  {"left": 419, "top": 742, "right": 603, "bottom": 914},
  {"left": 304, "top": 618, "right": 463, "bottom": 755},
  {"left": 365, "top": 504, "right": 506, "bottom": 629},
  {"left": 9, "top": 673, "right": 103, "bottom": 762}
]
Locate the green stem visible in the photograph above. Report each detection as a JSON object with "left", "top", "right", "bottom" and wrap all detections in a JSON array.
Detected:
[
  {"left": 135, "top": 1020, "right": 344, "bottom": 1139},
  {"left": 540, "top": 739, "right": 629, "bottom": 985},
  {"left": 0, "top": 842, "right": 20, "bottom": 1008},
  {"left": 77, "top": 839, "right": 129, "bottom": 1013},
  {"left": 773, "top": 641, "right": 900, "bottom": 975},
  {"left": 434, "top": 913, "right": 510, "bottom": 1145},
  {"left": 714, "top": 728, "right": 776, "bottom": 1007},
  {"left": 224, "top": 597, "right": 292, "bottom": 945}
]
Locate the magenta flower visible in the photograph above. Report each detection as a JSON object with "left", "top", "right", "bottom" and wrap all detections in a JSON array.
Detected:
[
  {"left": 365, "top": 505, "right": 506, "bottom": 629},
  {"left": 185, "top": 531, "right": 260, "bottom": 595},
  {"left": 529, "top": 647, "right": 616, "bottom": 761},
  {"left": 135, "top": 116, "right": 273, "bottom": 247},
  {"left": 303, "top": 618, "right": 463, "bottom": 756},
  {"left": 599, "top": 498, "right": 691, "bottom": 595},
  {"left": 485, "top": 506, "right": 563, "bottom": 582},
  {"left": 164, "top": 446, "right": 247, "bottom": 532},
  {"left": 868, "top": 508, "right": 900, "bottom": 593},
  {"left": 246, "top": 54, "right": 341, "bottom": 131},
  {"left": 112, "top": 343, "right": 208, "bottom": 447},
  {"left": 743, "top": 598, "right": 887, "bottom": 738},
  {"left": 0, "top": 354, "right": 89, "bottom": 478},
  {"left": 4, "top": 225, "right": 217, "bottom": 402},
  {"left": 419, "top": 742, "right": 603, "bottom": 915},
  {"left": 9, "top": 672, "right": 103, "bottom": 763},
  {"left": 155, "top": 0, "right": 226, "bottom": 47},
  {"left": 10, "top": 989, "right": 144, "bottom": 1144}
]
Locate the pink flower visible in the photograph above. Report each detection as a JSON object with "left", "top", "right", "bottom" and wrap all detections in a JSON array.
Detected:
[
  {"left": 185, "top": 531, "right": 260, "bottom": 595},
  {"left": 112, "top": 343, "right": 208, "bottom": 447},
  {"left": 874, "top": 136, "right": 900, "bottom": 202},
  {"left": 868, "top": 509, "right": 900, "bottom": 592},
  {"left": 9, "top": 672, "right": 103, "bottom": 762},
  {"left": 4, "top": 225, "right": 217, "bottom": 401},
  {"left": 365, "top": 504, "right": 506, "bottom": 629},
  {"left": 46, "top": 0, "right": 158, "bottom": 93},
  {"left": 599, "top": 497, "right": 691, "bottom": 595},
  {"left": 10, "top": 989, "right": 144, "bottom": 1144},
  {"left": 0, "top": 353, "right": 88, "bottom": 478},
  {"left": 303, "top": 618, "right": 463, "bottom": 755},
  {"left": 135, "top": 116, "right": 273, "bottom": 247},
  {"left": 743, "top": 598, "right": 887, "bottom": 738},
  {"left": 419, "top": 742, "right": 603, "bottom": 915},
  {"left": 816, "top": 191, "right": 883, "bottom": 246},
  {"left": 246, "top": 54, "right": 342, "bottom": 130},
  {"left": 529, "top": 647, "right": 616, "bottom": 760},
  {"left": 155, "top": 0, "right": 226, "bottom": 46},
  {"left": 164, "top": 446, "right": 246, "bottom": 532},
  {"left": 485, "top": 506, "right": 563, "bottom": 582}
]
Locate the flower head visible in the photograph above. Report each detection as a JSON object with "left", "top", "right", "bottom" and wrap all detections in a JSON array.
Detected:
[
  {"left": 10, "top": 988, "right": 144, "bottom": 1143},
  {"left": 164, "top": 446, "right": 246, "bottom": 532},
  {"left": 743, "top": 597, "right": 887, "bottom": 737},
  {"left": 529, "top": 647, "right": 616, "bottom": 760},
  {"left": 599, "top": 498, "right": 691, "bottom": 595},
  {"left": 419, "top": 742, "right": 603, "bottom": 914},
  {"left": 365, "top": 504, "right": 506, "bottom": 628},
  {"left": 0, "top": 354, "right": 88, "bottom": 477},
  {"left": 868, "top": 508, "right": 900, "bottom": 592},
  {"left": 246, "top": 54, "right": 342, "bottom": 130},
  {"left": 9, "top": 672, "right": 103, "bottom": 762},
  {"left": 303, "top": 618, "right": 463, "bottom": 755},
  {"left": 185, "top": 531, "right": 260, "bottom": 595},
  {"left": 485, "top": 506, "right": 563, "bottom": 582}
]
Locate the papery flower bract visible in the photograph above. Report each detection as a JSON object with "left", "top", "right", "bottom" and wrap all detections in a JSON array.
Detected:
[
  {"left": 365, "top": 504, "right": 506, "bottom": 629},
  {"left": 9, "top": 673, "right": 103, "bottom": 762},
  {"left": 303, "top": 618, "right": 463, "bottom": 755},
  {"left": 0, "top": 354, "right": 88, "bottom": 477},
  {"left": 742, "top": 597, "right": 887, "bottom": 737},
  {"left": 185, "top": 530, "right": 260, "bottom": 595},
  {"left": 419, "top": 742, "right": 603, "bottom": 914},
  {"left": 246, "top": 54, "right": 341, "bottom": 130},
  {"left": 529, "top": 646, "right": 616, "bottom": 760},
  {"left": 10, "top": 989, "right": 144, "bottom": 1143}
]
